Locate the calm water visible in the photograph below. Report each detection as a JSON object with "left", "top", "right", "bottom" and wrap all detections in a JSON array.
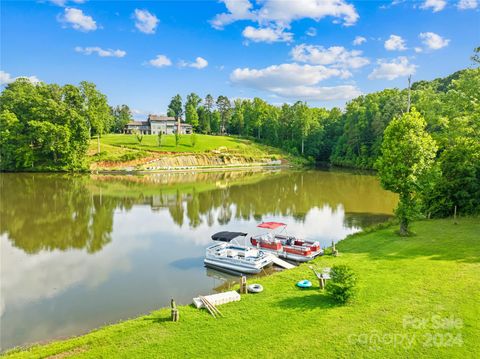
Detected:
[{"left": 0, "top": 169, "right": 397, "bottom": 350}]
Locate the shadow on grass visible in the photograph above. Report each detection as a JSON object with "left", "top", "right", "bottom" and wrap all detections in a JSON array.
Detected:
[
  {"left": 143, "top": 314, "right": 171, "bottom": 324},
  {"left": 277, "top": 292, "right": 335, "bottom": 311}
]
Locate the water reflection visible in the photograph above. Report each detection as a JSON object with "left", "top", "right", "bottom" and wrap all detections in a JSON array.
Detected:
[{"left": 0, "top": 170, "right": 397, "bottom": 350}]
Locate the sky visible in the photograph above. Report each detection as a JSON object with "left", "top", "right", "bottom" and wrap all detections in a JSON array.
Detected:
[{"left": 1, "top": 0, "right": 479, "bottom": 118}]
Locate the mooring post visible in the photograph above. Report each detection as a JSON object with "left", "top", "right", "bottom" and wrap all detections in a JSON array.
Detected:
[
  {"left": 332, "top": 241, "right": 338, "bottom": 257},
  {"left": 240, "top": 276, "right": 247, "bottom": 294},
  {"left": 171, "top": 297, "right": 179, "bottom": 322}
]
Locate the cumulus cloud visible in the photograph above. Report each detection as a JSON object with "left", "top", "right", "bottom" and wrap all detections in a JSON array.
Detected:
[
  {"left": 74, "top": 46, "right": 126, "bottom": 58},
  {"left": 270, "top": 85, "right": 362, "bottom": 101},
  {"left": 291, "top": 44, "right": 369, "bottom": 71},
  {"left": 457, "top": 0, "right": 478, "bottom": 9},
  {"left": 419, "top": 32, "right": 450, "bottom": 50},
  {"left": 420, "top": 0, "right": 447, "bottom": 12},
  {"left": 180, "top": 57, "right": 209, "bottom": 69},
  {"left": 58, "top": 7, "right": 97, "bottom": 31},
  {"left": 211, "top": 0, "right": 359, "bottom": 43},
  {"left": 353, "top": 36, "right": 366, "bottom": 45},
  {"left": 148, "top": 54, "right": 172, "bottom": 68},
  {"left": 210, "top": 0, "right": 255, "bottom": 29},
  {"left": 133, "top": 9, "right": 159, "bottom": 34},
  {"left": 242, "top": 26, "right": 293, "bottom": 43},
  {"left": 230, "top": 63, "right": 360, "bottom": 101},
  {"left": 0, "top": 70, "right": 40, "bottom": 85},
  {"left": 384, "top": 34, "right": 407, "bottom": 51},
  {"left": 368, "top": 57, "right": 417, "bottom": 80}
]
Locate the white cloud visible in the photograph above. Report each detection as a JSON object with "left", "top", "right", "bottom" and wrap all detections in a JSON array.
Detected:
[
  {"left": 49, "top": 0, "right": 86, "bottom": 6},
  {"left": 368, "top": 57, "right": 417, "bottom": 80},
  {"left": 242, "top": 26, "right": 293, "bottom": 43},
  {"left": 59, "top": 7, "right": 97, "bottom": 31},
  {"left": 419, "top": 32, "right": 450, "bottom": 50},
  {"left": 133, "top": 9, "right": 159, "bottom": 34},
  {"left": 211, "top": 0, "right": 359, "bottom": 43},
  {"left": 180, "top": 57, "right": 209, "bottom": 69},
  {"left": 75, "top": 46, "right": 126, "bottom": 58},
  {"left": 210, "top": 0, "right": 255, "bottom": 29},
  {"left": 148, "top": 55, "right": 172, "bottom": 68},
  {"left": 270, "top": 85, "right": 362, "bottom": 101},
  {"left": 457, "top": 0, "right": 478, "bottom": 9},
  {"left": 230, "top": 63, "right": 360, "bottom": 101},
  {"left": 414, "top": 47, "right": 423, "bottom": 53},
  {"left": 384, "top": 34, "right": 407, "bottom": 51},
  {"left": 306, "top": 27, "right": 317, "bottom": 37},
  {"left": 420, "top": 0, "right": 447, "bottom": 12},
  {"left": 353, "top": 36, "right": 366, "bottom": 45},
  {"left": 256, "top": 0, "right": 359, "bottom": 27},
  {"left": 291, "top": 44, "right": 369, "bottom": 70},
  {"left": 0, "top": 70, "right": 40, "bottom": 85}
]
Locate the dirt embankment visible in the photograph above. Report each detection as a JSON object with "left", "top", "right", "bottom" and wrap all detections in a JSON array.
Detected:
[{"left": 90, "top": 152, "right": 284, "bottom": 172}]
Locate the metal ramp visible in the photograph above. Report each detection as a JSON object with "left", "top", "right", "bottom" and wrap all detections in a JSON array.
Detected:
[{"left": 269, "top": 255, "right": 295, "bottom": 269}]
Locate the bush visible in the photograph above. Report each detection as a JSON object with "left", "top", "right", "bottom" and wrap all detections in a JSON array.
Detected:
[{"left": 325, "top": 265, "right": 356, "bottom": 304}]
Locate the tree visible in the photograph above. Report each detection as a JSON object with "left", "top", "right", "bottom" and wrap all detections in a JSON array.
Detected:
[
  {"left": 375, "top": 109, "right": 438, "bottom": 235},
  {"left": 292, "top": 101, "right": 314, "bottom": 155},
  {"left": 216, "top": 96, "right": 231, "bottom": 134},
  {"left": 191, "top": 132, "right": 197, "bottom": 147},
  {"left": 185, "top": 93, "right": 201, "bottom": 130},
  {"left": 167, "top": 94, "right": 183, "bottom": 141},
  {"left": 0, "top": 78, "right": 90, "bottom": 171},
  {"left": 471, "top": 46, "right": 480, "bottom": 65},
  {"left": 325, "top": 265, "right": 357, "bottom": 304},
  {"left": 132, "top": 129, "right": 143, "bottom": 144},
  {"left": 79, "top": 81, "right": 113, "bottom": 154},
  {"left": 111, "top": 105, "right": 132, "bottom": 133}
]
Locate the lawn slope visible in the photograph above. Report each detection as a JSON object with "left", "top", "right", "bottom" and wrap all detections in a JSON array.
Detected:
[
  {"left": 5, "top": 218, "right": 479, "bottom": 358},
  {"left": 88, "top": 134, "right": 295, "bottom": 171}
]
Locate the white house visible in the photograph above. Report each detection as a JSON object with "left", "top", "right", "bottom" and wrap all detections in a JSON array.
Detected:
[{"left": 125, "top": 115, "right": 192, "bottom": 135}]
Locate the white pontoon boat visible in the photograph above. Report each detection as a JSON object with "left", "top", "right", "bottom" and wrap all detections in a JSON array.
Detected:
[{"left": 204, "top": 231, "right": 273, "bottom": 274}]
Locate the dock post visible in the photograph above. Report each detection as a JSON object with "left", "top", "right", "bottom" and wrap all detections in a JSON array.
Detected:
[
  {"left": 240, "top": 276, "right": 247, "bottom": 294},
  {"left": 332, "top": 241, "right": 338, "bottom": 256},
  {"left": 171, "top": 298, "right": 179, "bottom": 322}
]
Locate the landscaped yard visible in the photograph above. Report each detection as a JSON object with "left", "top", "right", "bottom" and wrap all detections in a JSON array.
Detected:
[
  {"left": 5, "top": 217, "right": 479, "bottom": 358},
  {"left": 97, "top": 134, "right": 285, "bottom": 157}
]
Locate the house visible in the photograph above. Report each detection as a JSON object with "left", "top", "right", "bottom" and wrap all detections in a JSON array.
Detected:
[{"left": 124, "top": 115, "right": 192, "bottom": 135}]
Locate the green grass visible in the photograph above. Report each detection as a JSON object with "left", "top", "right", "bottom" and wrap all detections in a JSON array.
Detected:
[
  {"left": 97, "top": 134, "right": 286, "bottom": 158},
  {"left": 5, "top": 218, "right": 479, "bottom": 358}
]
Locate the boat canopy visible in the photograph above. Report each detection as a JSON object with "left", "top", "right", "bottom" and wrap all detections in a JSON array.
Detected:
[
  {"left": 257, "top": 222, "right": 286, "bottom": 229},
  {"left": 211, "top": 231, "right": 248, "bottom": 242}
]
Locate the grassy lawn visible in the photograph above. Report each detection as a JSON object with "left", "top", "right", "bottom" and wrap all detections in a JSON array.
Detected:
[
  {"left": 5, "top": 218, "right": 479, "bottom": 358},
  {"left": 97, "top": 134, "right": 285, "bottom": 158}
]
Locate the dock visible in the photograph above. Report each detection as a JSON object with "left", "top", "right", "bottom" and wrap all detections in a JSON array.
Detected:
[{"left": 269, "top": 255, "right": 295, "bottom": 269}]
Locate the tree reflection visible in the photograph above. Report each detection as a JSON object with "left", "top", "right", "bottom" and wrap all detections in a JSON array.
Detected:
[
  {"left": 0, "top": 174, "right": 116, "bottom": 254},
  {"left": 0, "top": 170, "right": 397, "bottom": 254}
]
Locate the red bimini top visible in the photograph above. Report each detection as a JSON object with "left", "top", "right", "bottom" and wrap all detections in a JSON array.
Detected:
[{"left": 257, "top": 222, "right": 287, "bottom": 229}]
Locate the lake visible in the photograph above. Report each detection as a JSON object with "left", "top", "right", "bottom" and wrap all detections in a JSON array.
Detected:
[{"left": 0, "top": 169, "right": 397, "bottom": 350}]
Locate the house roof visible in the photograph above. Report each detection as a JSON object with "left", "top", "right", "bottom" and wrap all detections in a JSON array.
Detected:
[
  {"left": 148, "top": 115, "right": 176, "bottom": 122},
  {"left": 126, "top": 121, "right": 149, "bottom": 126}
]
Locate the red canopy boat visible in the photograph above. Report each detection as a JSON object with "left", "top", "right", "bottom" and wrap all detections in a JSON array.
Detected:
[{"left": 250, "top": 222, "right": 323, "bottom": 262}]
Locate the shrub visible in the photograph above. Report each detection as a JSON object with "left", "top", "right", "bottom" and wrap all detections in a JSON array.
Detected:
[{"left": 325, "top": 265, "right": 356, "bottom": 304}]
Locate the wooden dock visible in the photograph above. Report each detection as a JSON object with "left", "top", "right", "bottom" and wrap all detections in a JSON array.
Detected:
[{"left": 269, "top": 255, "right": 295, "bottom": 269}]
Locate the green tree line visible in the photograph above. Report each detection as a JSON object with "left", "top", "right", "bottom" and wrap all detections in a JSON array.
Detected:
[{"left": 0, "top": 80, "right": 132, "bottom": 171}]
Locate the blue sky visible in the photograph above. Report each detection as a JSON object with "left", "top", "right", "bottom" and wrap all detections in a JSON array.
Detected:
[{"left": 1, "top": 0, "right": 479, "bottom": 117}]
